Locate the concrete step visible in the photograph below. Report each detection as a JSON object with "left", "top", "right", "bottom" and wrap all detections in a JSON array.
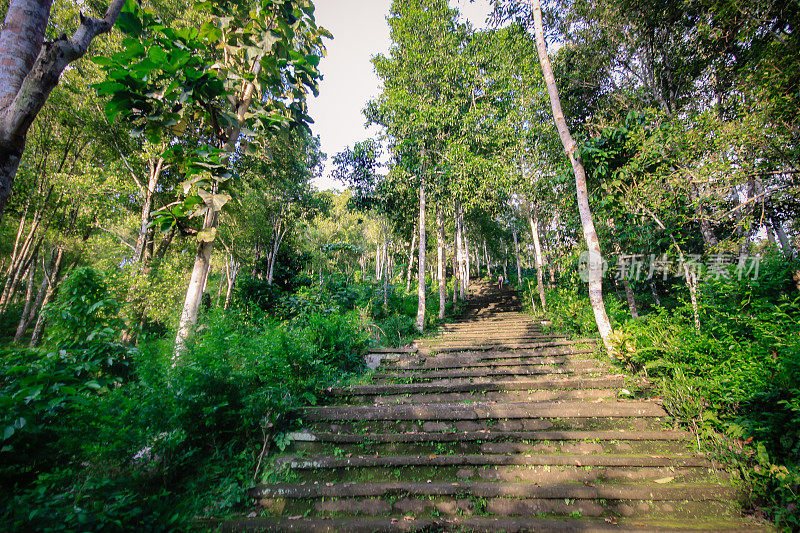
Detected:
[
  {"left": 373, "top": 361, "right": 605, "bottom": 380},
  {"left": 343, "top": 388, "right": 622, "bottom": 405},
  {"left": 286, "top": 429, "right": 692, "bottom": 443},
  {"left": 301, "top": 401, "right": 667, "bottom": 421},
  {"left": 328, "top": 375, "right": 629, "bottom": 396},
  {"left": 224, "top": 516, "right": 763, "bottom": 532},
  {"left": 291, "top": 438, "right": 697, "bottom": 457},
  {"left": 428, "top": 339, "right": 597, "bottom": 352},
  {"left": 304, "top": 416, "right": 673, "bottom": 434},
  {"left": 274, "top": 453, "right": 713, "bottom": 470}
]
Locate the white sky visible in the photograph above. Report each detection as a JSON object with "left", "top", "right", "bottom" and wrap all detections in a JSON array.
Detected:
[{"left": 307, "top": 0, "right": 493, "bottom": 190}]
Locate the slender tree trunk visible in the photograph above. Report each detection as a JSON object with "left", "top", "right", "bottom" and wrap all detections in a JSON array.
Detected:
[
  {"left": 502, "top": 242, "right": 508, "bottom": 280},
  {"left": 415, "top": 178, "right": 426, "bottom": 332},
  {"left": 456, "top": 205, "right": 465, "bottom": 301},
  {"left": 383, "top": 235, "right": 389, "bottom": 309},
  {"left": 484, "top": 240, "right": 492, "bottom": 276},
  {"left": 463, "top": 226, "right": 470, "bottom": 295},
  {"left": 132, "top": 157, "right": 163, "bottom": 264},
  {"left": 650, "top": 280, "right": 662, "bottom": 307},
  {"left": 437, "top": 204, "right": 446, "bottom": 319},
  {"left": 174, "top": 210, "right": 217, "bottom": 355},
  {"left": 772, "top": 218, "right": 794, "bottom": 258},
  {"left": 13, "top": 242, "right": 38, "bottom": 341},
  {"left": 526, "top": 207, "right": 547, "bottom": 310},
  {"left": 475, "top": 241, "right": 481, "bottom": 278},
  {"left": 405, "top": 228, "right": 417, "bottom": 292},
  {"left": 512, "top": 227, "right": 522, "bottom": 284},
  {"left": 223, "top": 257, "right": 239, "bottom": 310},
  {"left": 267, "top": 223, "right": 287, "bottom": 286},
  {"left": 531, "top": 0, "right": 612, "bottom": 349},
  {"left": 28, "top": 244, "right": 64, "bottom": 347},
  {"left": 689, "top": 182, "right": 718, "bottom": 251}
]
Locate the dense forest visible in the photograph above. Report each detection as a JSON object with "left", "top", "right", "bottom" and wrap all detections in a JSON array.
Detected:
[{"left": 0, "top": 0, "right": 798, "bottom": 530}]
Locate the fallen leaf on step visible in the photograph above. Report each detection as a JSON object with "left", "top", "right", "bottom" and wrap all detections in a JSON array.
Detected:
[
  {"left": 403, "top": 515, "right": 415, "bottom": 521},
  {"left": 325, "top": 482, "right": 333, "bottom": 486},
  {"left": 654, "top": 477, "right": 674, "bottom": 484},
  {"left": 247, "top": 512, "right": 257, "bottom": 518},
  {"left": 583, "top": 482, "right": 595, "bottom": 487},
  {"left": 288, "top": 515, "right": 302, "bottom": 520}
]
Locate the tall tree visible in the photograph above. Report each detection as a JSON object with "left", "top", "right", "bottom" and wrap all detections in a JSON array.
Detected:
[{"left": 530, "top": 0, "right": 612, "bottom": 349}]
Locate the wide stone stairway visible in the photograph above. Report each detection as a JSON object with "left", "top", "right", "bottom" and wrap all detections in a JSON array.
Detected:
[{"left": 228, "top": 281, "right": 763, "bottom": 532}]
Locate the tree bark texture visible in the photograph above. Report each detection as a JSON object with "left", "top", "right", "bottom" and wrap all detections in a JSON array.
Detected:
[
  {"left": 415, "top": 178, "right": 426, "bottom": 332},
  {"left": 437, "top": 204, "right": 446, "bottom": 319},
  {"left": 526, "top": 207, "right": 547, "bottom": 310}
]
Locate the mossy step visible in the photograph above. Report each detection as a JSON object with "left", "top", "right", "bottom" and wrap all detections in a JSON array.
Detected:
[
  {"left": 251, "top": 481, "right": 735, "bottom": 501},
  {"left": 342, "top": 388, "right": 620, "bottom": 405},
  {"left": 428, "top": 339, "right": 597, "bottom": 352},
  {"left": 382, "top": 351, "right": 597, "bottom": 368},
  {"left": 301, "top": 401, "right": 666, "bottom": 421},
  {"left": 288, "top": 463, "right": 726, "bottom": 486},
  {"left": 305, "top": 416, "right": 672, "bottom": 434},
  {"left": 287, "top": 429, "right": 692, "bottom": 443},
  {"left": 373, "top": 362, "right": 604, "bottom": 380},
  {"left": 291, "top": 438, "right": 695, "bottom": 457},
  {"left": 274, "top": 453, "right": 713, "bottom": 470},
  {"left": 328, "top": 376, "right": 628, "bottom": 396},
  {"left": 223, "top": 516, "right": 763, "bottom": 532},
  {"left": 427, "top": 338, "right": 570, "bottom": 350},
  {"left": 381, "top": 357, "right": 600, "bottom": 371}
]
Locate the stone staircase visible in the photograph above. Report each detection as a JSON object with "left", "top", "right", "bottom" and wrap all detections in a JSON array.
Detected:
[{"left": 227, "top": 281, "right": 764, "bottom": 532}]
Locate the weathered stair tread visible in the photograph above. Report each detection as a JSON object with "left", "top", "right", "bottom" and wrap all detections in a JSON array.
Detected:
[
  {"left": 223, "top": 516, "right": 764, "bottom": 533},
  {"left": 368, "top": 346, "right": 418, "bottom": 354},
  {"left": 302, "top": 400, "right": 667, "bottom": 420},
  {"left": 286, "top": 429, "right": 693, "bottom": 443},
  {"left": 342, "top": 389, "right": 625, "bottom": 404},
  {"left": 430, "top": 340, "right": 577, "bottom": 351},
  {"left": 328, "top": 376, "right": 628, "bottom": 395},
  {"left": 386, "top": 352, "right": 597, "bottom": 368},
  {"left": 373, "top": 363, "right": 603, "bottom": 379},
  {"left": 274, "top": 453, "right": 713, "bottom": 469},
  {"left": 251, "top": 480, "right": 735, "bottom": 500}
]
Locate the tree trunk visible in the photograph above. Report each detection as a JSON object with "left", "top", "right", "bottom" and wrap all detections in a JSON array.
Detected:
[
  {"left": 405, "top": 228, "right": 417, "bottom": 292},
  {"left": 531, "top": 0, "right": 612, "bottom": 349},
  {"left": 267, "top": 221, "right": 287, "bottom": 286},
  {"left": 650, "top": 280, "right": 662, "bottom": 307},
  {"left": 690, "top": 182, "right": 718, "bottom": 251},
  {"left": 0, "top": 0, "right": 126, "bottom": 220},
  {"left": 484, "top": 240, "right": 492, "bottom": 276},
  {"left": 383, "top": 235, "right": 389, "bottom": 309},
  {"left": 132, "top": 157, "right": 163, "bottom": 264},
  {"left": 772, "top": 218, "right": 794, "bottom": 258},
  {"left": 437, "top": 204, "right": 446, "bottom": 319},
  {"left": 13, "top": 242, "right": 38, "bottom": 341},
  {"left": 415, "top": 178, "right": 426, "bottom": 332},
  {"left": 512, "top": 227, "right": 522, "bottom": 284},
  {"left": 174, "top": 210, "right": 217, "bottom": 356},
  {"left": 526, "top": 207, "right": 547, "bottom": 310},
  {"left": 502, "top": 242, "right": 508, "bottom": 280},
  {"left": 28, "top": 244, "right": 64, "bottom": 347}
]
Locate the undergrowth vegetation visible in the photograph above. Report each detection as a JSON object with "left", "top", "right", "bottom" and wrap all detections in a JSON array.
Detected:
[
  {"left": 523, "top": 250, "right": 800, "bottom": 528},
  {"left": 0, "top": 266, "right": 434, "bottom": 531}
]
